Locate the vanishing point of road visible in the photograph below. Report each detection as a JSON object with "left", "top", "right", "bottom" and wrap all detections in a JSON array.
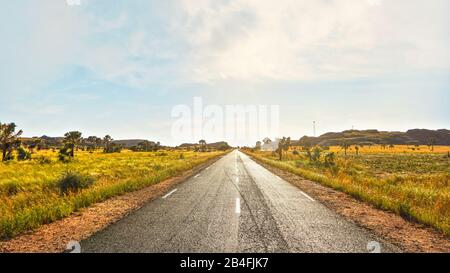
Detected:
[{"left": 82, "top": 150, "right": 399, "bottom": 253}]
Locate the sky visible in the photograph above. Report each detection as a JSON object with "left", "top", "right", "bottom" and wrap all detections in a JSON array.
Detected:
[{"left": 0, "top": 0, "right": 449, "bottom": 146}]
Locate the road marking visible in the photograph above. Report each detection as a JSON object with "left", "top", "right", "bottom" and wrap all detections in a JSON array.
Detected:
[
  {"left": 206, "top": 167, "right": 210, "bottom": 170},
  {"left": 235, "top": 198, "right": 241, "bottom": 214},
  {"left": 162, "top": 189, "right": 177, "bottom": 199},
  {"left": 235, "top": 177, "right": 239, "bottom": 183},
  {"left": 194, "top": 174, "right": 200, "bottom": 178},
  {"left": 300, "top": 191, "right": 315, "bottom": 202}
]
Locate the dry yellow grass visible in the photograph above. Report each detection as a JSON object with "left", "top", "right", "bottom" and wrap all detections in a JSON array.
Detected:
[
  {"left": 245, "top": 145, "right": 450, "bottom": 236},
  {"left": 0, "top": 149, "right": 226, "bottom": 239}
]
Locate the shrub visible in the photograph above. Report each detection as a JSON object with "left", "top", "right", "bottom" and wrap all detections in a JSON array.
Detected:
[
  {"left": 3, "top": 150, "right": 14, "bottom": 162},
  {"left": 36, "top": 156, "right": 52, "bottom": 164},
  {"left": 17, "top": 146, "right": 32, "bottom": 161},
  {"left": 324, "top": 152, "right": 336, "bottom": 166},
  {"left": 311, "top": 147, "right": 322, "bottom": 162},
  {"left": 104, "top": 143, "right": 122, "bottom": 153},
  {"left": 56, "top": 171, "right": 95, "bottom": 195},
  {"left": 0, "top": 181, "right": 22, "bottom": 196},
  {"left": 292, "top": 150, "right": 299, "bottom": 155},
  {"left": 58, "top": 146, "right": 72, "bottom": 162},
  {"left": 179, "top": 153, "right": 185, "bottom": 160}
]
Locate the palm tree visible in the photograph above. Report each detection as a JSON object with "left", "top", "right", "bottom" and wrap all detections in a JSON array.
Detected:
[
  {"left": 341, "top": 140, "right": 350, "bottom": 156},
  {"left": 86, "top": 136, "right": 102, "bottom": 150},
  {"left": 33, "top": 137, "right": 43, "bottom": 151},
  {"left": 429, "top": 138, "right": 437, "bottom": 151},
  {"left": 103, "top": 135, "right": 113, "bottom": 152},
  {"left": 277, "top": 137, "right": 291, "bottom": 161},
  {"left": 0, "top": 122, "right": 23, "bottom": 162},
  {"left": 199, "top": 139, "right": 207, "bottom": 152},
  {"left": 255, "top": 141, "right": 262, "bottom": 150},
  {"left": 63, "top": 131, "right": 82, "bottom": 157}
]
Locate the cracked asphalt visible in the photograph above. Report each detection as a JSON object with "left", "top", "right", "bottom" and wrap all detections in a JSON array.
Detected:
[{"left": 81, "top": 150, "right": 400, "bottom": 253}]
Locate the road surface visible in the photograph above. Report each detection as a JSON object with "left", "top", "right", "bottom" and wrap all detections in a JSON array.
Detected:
[{"left": 82, "top": 150, "right": 399, "bottom": 253}]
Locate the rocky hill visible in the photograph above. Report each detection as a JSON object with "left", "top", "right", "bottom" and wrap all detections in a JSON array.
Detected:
[{"left": 296, "top": 129, "right": 450, "bottom": 146}]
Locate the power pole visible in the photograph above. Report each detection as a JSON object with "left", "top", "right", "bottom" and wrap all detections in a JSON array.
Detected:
[{"left": 313, "top": 121, "right": 316, "bottom": 137}]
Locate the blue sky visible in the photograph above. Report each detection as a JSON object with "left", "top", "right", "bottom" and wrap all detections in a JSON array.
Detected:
[{"left": 0, "top": 0, "right": 449, "bottom": 146}]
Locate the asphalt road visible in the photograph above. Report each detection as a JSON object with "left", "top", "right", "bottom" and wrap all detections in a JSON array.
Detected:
[{"left": 82, "top": 150, "right": 400, "bottom": 253}]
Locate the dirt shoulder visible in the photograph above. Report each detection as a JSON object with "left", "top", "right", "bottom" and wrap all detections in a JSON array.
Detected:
[
  {"left": 247, "top": 154, "right": 450, "bottom": 253},
  {"left": 0, "top": 154, "right": 226, "bottom": 253}
]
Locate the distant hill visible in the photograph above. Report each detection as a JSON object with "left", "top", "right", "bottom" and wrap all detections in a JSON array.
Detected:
[
  {"left": 295, "top": 129, "right": 450, "bottom": 146},
  {"left": 178, "top": 141, "right": 232, "bottom": 150},
  {"left": 111, "top": 139, "right": 155, "bottom": 148},
  {"left": 19, "top": 136, "right": 231, "bottom": 150}
]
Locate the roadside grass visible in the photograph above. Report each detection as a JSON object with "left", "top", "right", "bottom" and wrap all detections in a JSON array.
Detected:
[
  {"left": 244, "top": 145, "right": 450, "bottom": 237},
  {"left": 0, "top": 150, "right": 226, "bottom": 239}
]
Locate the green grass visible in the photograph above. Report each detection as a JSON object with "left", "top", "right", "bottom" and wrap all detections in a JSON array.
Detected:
[
  {"left": 244, "top": 148, "right": 450, "bottom": 237},
  {"left": 0, "top": 150, "right": 226, "bottom": 239}
]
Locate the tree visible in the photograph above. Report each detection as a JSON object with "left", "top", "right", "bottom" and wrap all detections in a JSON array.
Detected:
[
  {"left": 28, "top": 137, "right": 43, "bottom": 153},
  {"left": 255, "top": 141, "right": 262, "bottom": 150},
  {"left": 105, "top": 143, "right": 122, "bottom": 153},
  {"left": 199, "top": 139, "right": 207, "bottom": 152},
  {"left": 0, "top": 122, "right": 23, "bottom": 162},
  {"left": 429, "top": 138, "right": 437, "bottom": 151},
  {"left": 300, "top": 139, "right": 313, "bottom": 161},
  {"left": 262, "top": 138, "right": 272, "bottom": 145},
  {"left": 103, "top": 135, "right": 113, "bottom": 152},
  {"left": 63, "top": 131, "right": 82, "bottom": 157},
  {"left": 341, "top": 140, "right": 350, "bottom": 156},
  {"left": 277, "top": 137, "right": 291, "bottom": 161},
  {"left": 85, "top": 136, "right": 102, "bottom": 151},
  {"left": 137, "top": 140, "right": 150, "bottom": 151}
]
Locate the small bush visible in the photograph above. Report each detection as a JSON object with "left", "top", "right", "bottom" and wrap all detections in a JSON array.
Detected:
[
  {"left": 0, "top": 181, "right": 22, "bottom": 196},
  {"left": 104, "top": 143, "right": 122, "bottom": 153},
  {"left": 292, "top": 150, "right": 299, "bottom": 155},
  {"left": 3, "top": 150, "right": 14, "bottom": 162},
  {"left": 17, "top": 146, "right": 32, "bottom": 161},
  {"left": 179, "top": 153, "right": 185, "bottom": 160},
  {"left": 36, "top": 156, "right": 52, "bottom": 164},
  {"left": 311, "top": 147, "right": 322, "bottom": 162},
  {"left": 58, "top": 146, "right": 72, "bottom": 162},
  {"left": 56, "top": 171, "right": 95, "bottom": 195},
  {"left": 324, "top": 152, "right": 336, "bottom": 166}
]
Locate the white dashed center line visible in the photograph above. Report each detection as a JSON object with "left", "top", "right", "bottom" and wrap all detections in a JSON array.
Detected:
[
  {"left": 235, "top": 198, "right": 241, "bottom": 214},
  {"left": 162, "top": 189, "right": 177, "bottom": 199},
  {"left": 194, "top": 174, "right": 200, "bottom": 178}
]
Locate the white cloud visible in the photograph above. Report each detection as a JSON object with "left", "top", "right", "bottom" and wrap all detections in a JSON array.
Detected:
[
  {"left": 1, "top": 0, "right": 448, "bottom": 93},
  {"left": 0, "top": 1, "right": 89, "bottom": 94},
  {"left": 173, "top": 0, "right": 450, "bottom": 83}
]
